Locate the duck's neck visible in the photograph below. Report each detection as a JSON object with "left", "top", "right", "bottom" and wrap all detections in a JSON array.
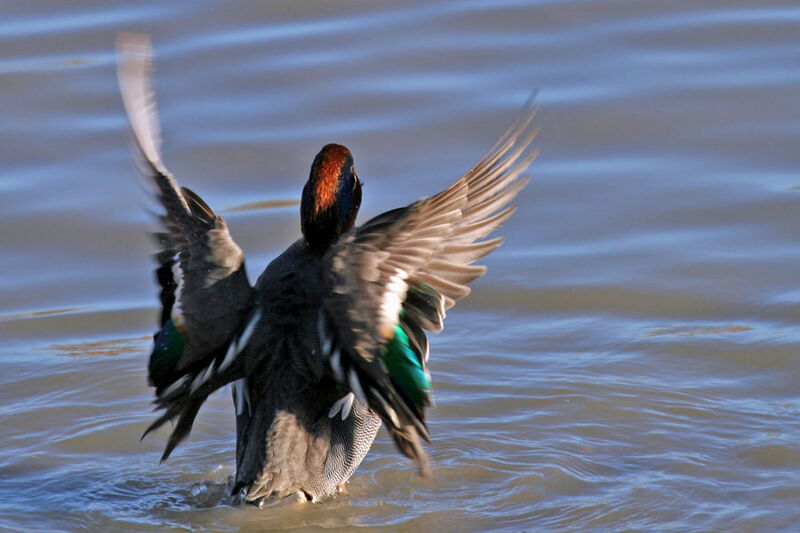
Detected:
[{"left": 300, "top": 144, "right": 361, "bottom": 249}]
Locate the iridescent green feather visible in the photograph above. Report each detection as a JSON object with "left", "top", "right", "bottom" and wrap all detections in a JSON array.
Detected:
[
  {"left": 149, "top": 318, "right": 185, "bottom": 388},
  {"left": 381, "top": 312, "right": 431, "bottom": 408}
]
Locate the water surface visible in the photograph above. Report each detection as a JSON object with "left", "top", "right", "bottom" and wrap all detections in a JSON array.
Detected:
[{"left": 1, "top": 1, "right": 799, "bottom": 531}]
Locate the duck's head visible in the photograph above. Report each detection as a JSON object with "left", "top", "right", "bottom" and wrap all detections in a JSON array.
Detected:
[{"left": 301, "top": 143, "right": 362, "bottom": 249}]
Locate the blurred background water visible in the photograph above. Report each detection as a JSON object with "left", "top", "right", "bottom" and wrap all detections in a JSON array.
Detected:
[{"left": 1, "top": 1, "right": 799, "bottom": 531}]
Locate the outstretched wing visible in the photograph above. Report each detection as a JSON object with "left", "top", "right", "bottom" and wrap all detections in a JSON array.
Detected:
[
  {"left": 319, "top": 100, "right": 538, "bottom": 475},
  {"left": 118, "top": 34, "right": 255, "bottom": 459}
]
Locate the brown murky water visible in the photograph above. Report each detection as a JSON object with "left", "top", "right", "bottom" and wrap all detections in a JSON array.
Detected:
[{"left": 1, "top": 1, "right": 799, "bottom": 531}]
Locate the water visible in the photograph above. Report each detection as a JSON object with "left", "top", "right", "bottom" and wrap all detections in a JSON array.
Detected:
[{"left": 1, "top": 0, "right": 799, "bottom": 530}]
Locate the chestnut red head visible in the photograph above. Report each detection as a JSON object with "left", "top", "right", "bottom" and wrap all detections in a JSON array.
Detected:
[{"left": 301, "top": 144, "right": 362, "bottom": 249}]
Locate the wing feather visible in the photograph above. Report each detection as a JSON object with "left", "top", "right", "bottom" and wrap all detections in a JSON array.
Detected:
[
  {"left": 320, "top": 96, "right": 539, "bottom": 474},
  {"left": 118, "top": 34, "right": 255, "bottom": 459}
]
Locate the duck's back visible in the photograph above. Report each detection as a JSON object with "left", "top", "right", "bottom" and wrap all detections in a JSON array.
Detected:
[{"left": 232, "top": 239, "right": 381, "bottom": 503}]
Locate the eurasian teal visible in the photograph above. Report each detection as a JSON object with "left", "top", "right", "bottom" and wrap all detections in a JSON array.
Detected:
[{"left": 117, "top": 34, "right": 538, "bottom": 504}]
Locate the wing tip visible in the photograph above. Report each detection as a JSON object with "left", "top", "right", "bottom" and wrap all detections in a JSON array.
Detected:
[
  {"left": 388, "top": 424, "right": 433, "bottom": 479},
  {"left": 116, "top": 32, "right": 176, "bottom": 181}
]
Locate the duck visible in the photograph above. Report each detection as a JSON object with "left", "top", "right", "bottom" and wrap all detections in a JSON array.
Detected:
[{"left": 117, "top": 34, "right": 538, "bottom": 504}]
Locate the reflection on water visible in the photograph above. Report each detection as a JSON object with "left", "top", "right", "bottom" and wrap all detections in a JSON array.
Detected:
[
  {"left": 1, "top": 0, "right": 799, "bottom": 531},
  {"left": 49, "top": 336, "right": 151, "bottom": 357},
  {"left": 221, "top": 199, "right": 300, "bottom": 214},
  {"left": 643, "top": 324, "right": 752, "bottom": 338},
  {"left": 0, "top": 307, "right": 84, "bottom": 323}
]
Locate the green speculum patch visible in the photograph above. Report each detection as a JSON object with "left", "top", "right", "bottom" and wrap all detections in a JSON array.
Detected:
[
  {"left": 382, "top": 321, "right": 431, "bottom": 408},
  {"left": 149, "top": 318, "right": 185, "bottom": 387}
]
